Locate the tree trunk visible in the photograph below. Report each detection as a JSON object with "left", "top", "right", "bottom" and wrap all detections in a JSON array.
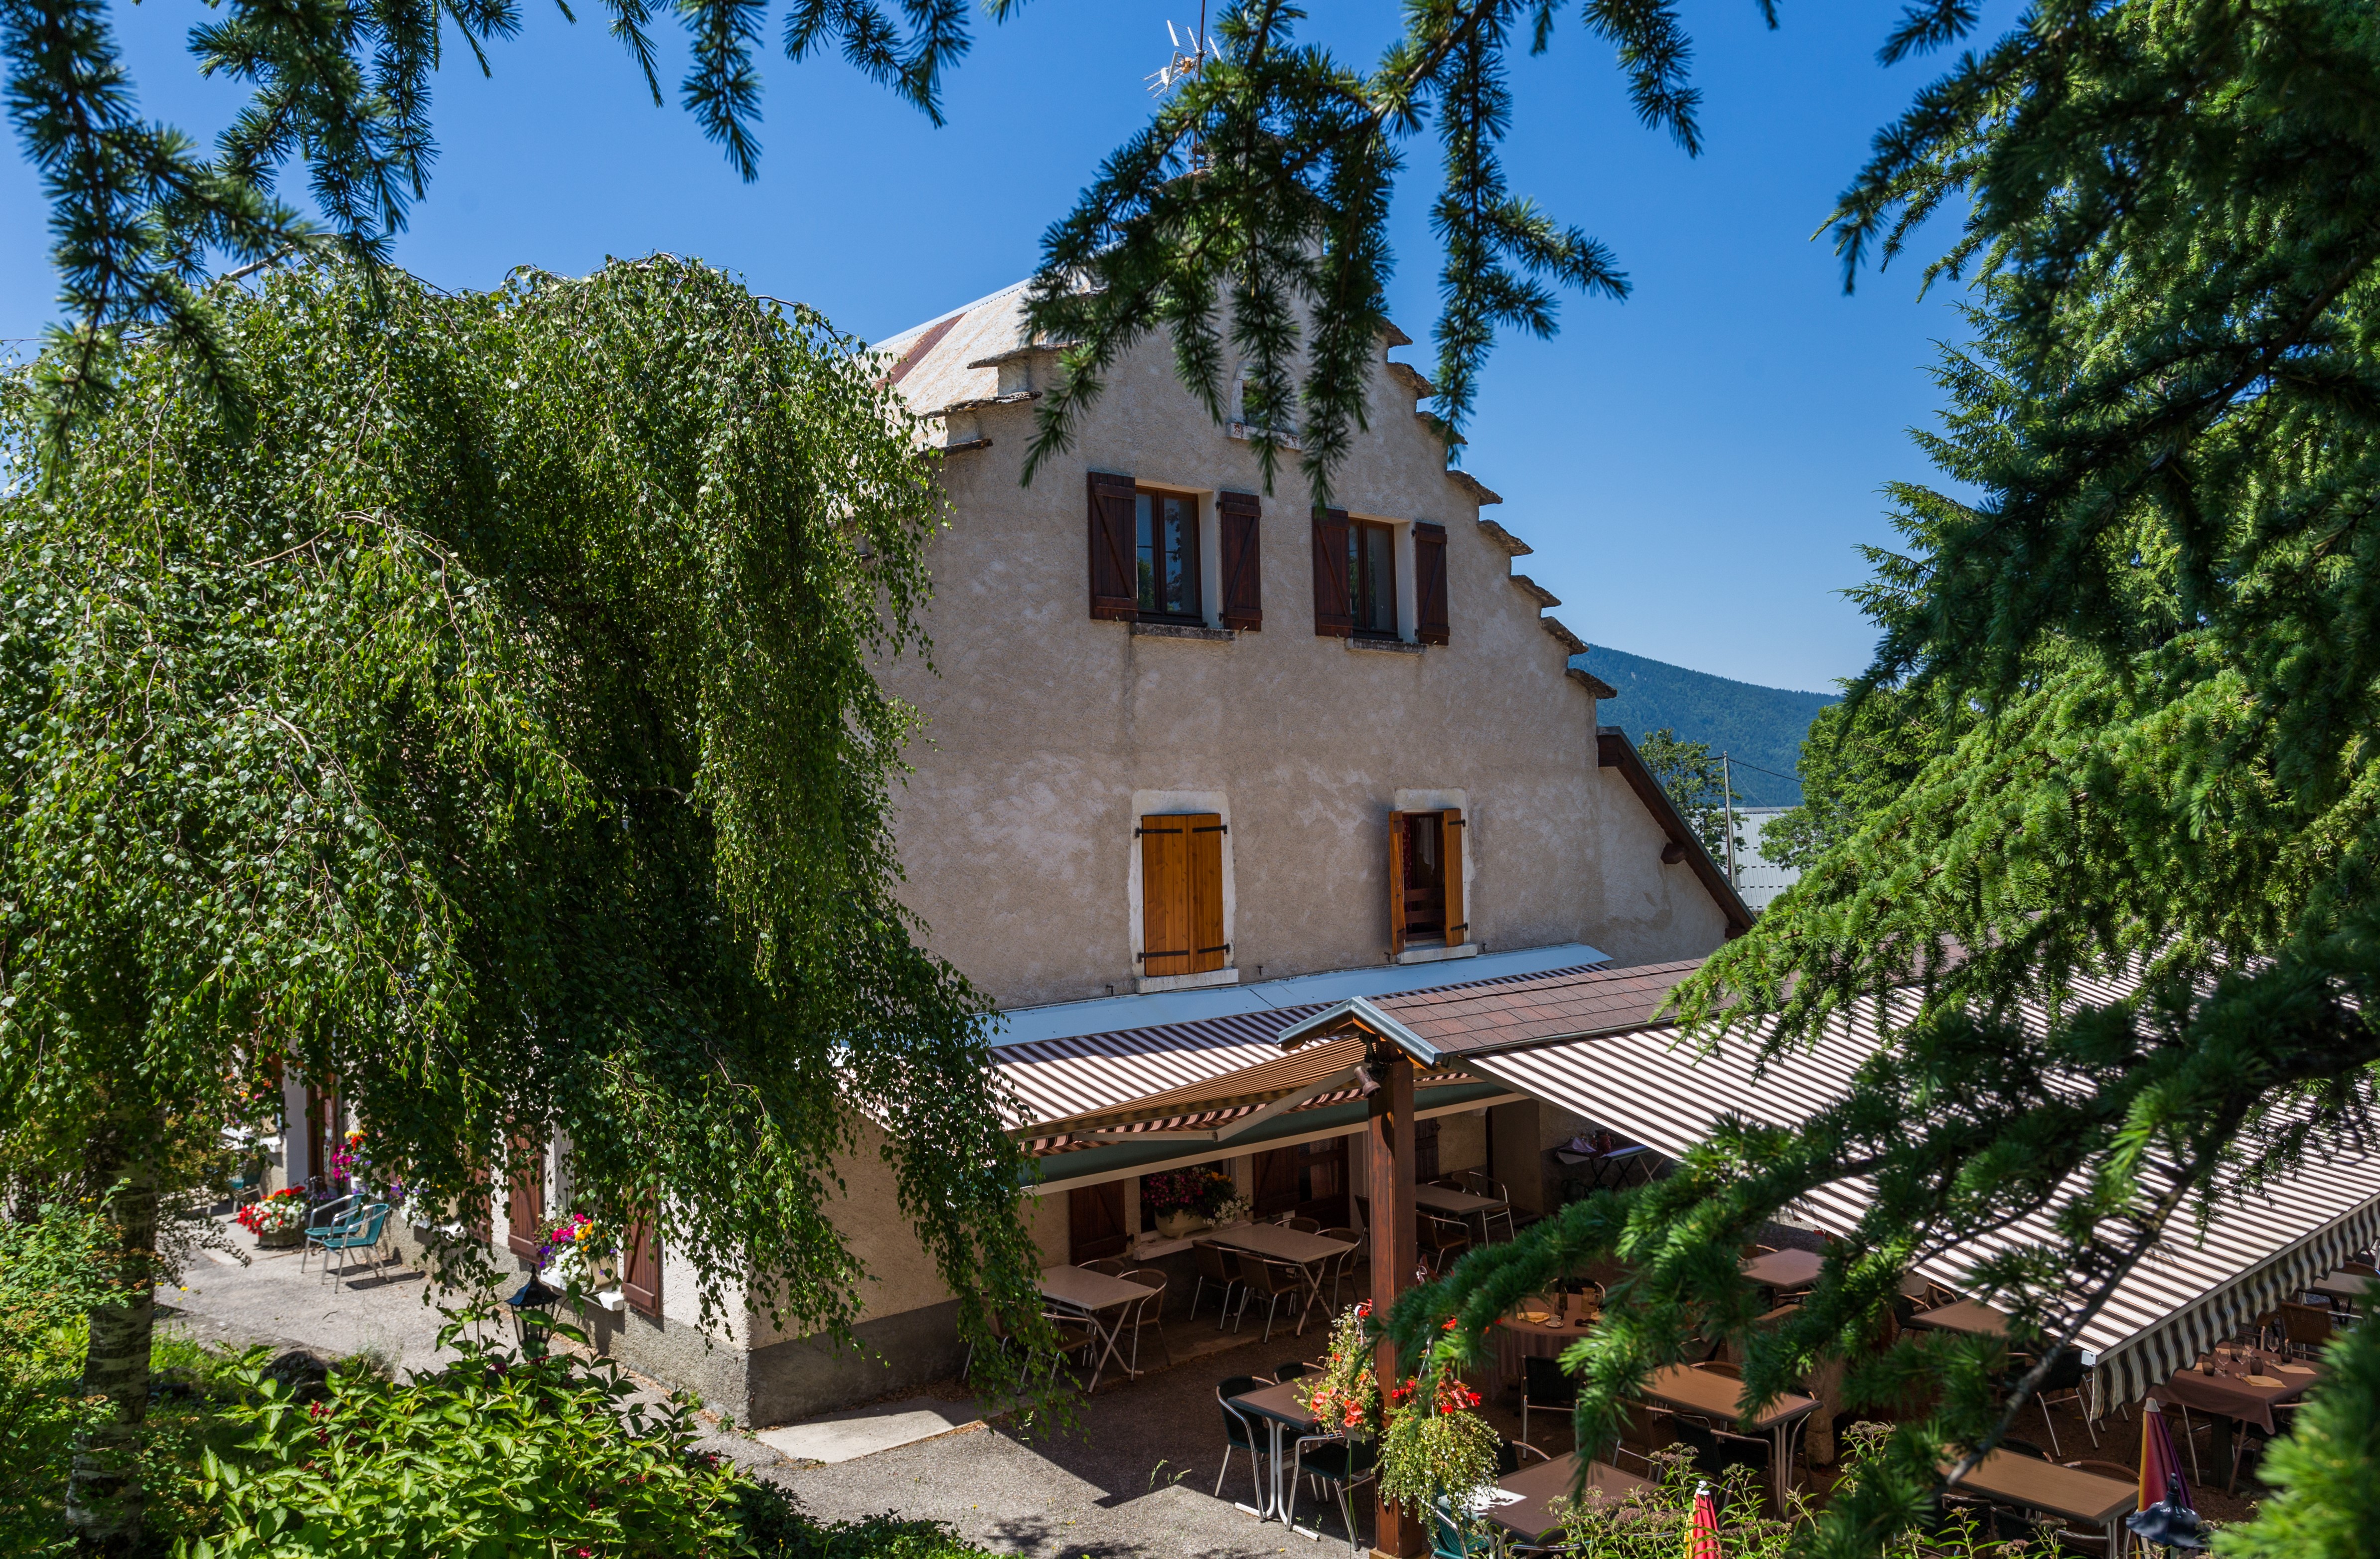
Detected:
[{"left": 66, "top": 1142, "right": 158, "bottom": 1555}]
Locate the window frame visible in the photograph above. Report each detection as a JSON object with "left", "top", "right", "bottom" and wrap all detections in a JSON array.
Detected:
[
  {"left": 1348, "top": 517, "right": 1398, "bottom": 638},
  {"left": 1134, "top": 487, "right": 1205, "bottom": 624}
]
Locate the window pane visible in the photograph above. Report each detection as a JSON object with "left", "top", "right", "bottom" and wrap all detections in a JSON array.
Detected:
[
  {"left": 1136, "top": 493, "right": 1157, "bottom": 612},
  {"left": 1361, "top": 524, "right": 1396, "bottom": 633},
  {"left": 1163, "top": 496, "right": 1193, "bottom": 616}
]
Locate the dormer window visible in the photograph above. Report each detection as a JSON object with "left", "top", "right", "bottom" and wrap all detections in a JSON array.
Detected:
[{"left": 1136, "top": 491, "right": 1201, "bottom": 620}]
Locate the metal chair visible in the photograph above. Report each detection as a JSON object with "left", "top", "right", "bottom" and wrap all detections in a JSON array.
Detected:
[
  {"left": 1040, "top": 1310, "right": 1102, "bottom": 1386},
  {"left": 1239, "top": 1255, "right": 1311, "bottom": 1343},
  {"left": 1496, "top": 1436, "right": 1552, "bottom": 1476},
  {"left": 1417, "top": 1212, "right": 1471, "bottom": 1275},
  {"left": 297, "top": 1193, "right": 355, "bottom": 1273},
  {"left": 1216, "top": 1376, "right": 1272, "bottom": 1503},
  {"left": 1320, "top": 1228, "right": 1364, "bottom": 1308},
  {"left": 1191, "top": 1241, "right": 1246, "bottom": 1328},
  {"left": 312, "top": 1202, "right": 391, "bottom": 1287},
  {"left": 1284, "top": 1215, "right": 1323, "bottom": 1234},
  {"left": 1081, "top": 1256, "right": 1128, "bottom": 1277},
  {"left": 1121, "top": 1267, "right": 1173, "bottom": 1373},
  {"left": 1293, "top": 1432, "right": 1378, "bottom": 1550},
  {"left": 1522, "top": 1353, "right": 1576, "bottom": 1447},
  {"left": 2031, "top": 1347, "right": 2097, "bottom": 1456}
]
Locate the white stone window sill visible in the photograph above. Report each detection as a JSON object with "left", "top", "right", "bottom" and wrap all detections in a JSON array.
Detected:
[
  {"left": 1227, "top": 421, "right": 1303, "bottom": 451},
  {"left": 1130, "top": 620, "right": 1236, "bottom": 643},
  {"left": 1395, "top": 941, "right": 1480, "bottom": 966},
  {"left": 1136, "top": 966, "right": 1241, "bottom": 995},
  {"left": 589, "top": 1288, "right": 626, "bottom": 1313},
  {"left": 1348, "top": 636, "right": 1424, "bottom": 654}
]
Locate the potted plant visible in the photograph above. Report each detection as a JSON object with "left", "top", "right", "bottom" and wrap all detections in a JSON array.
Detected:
[
  {"left": 1296, "top": 1303, "right": 1501, "bottom": 1540},
  {"left": 1142, "top": 1166, "right": 1236, "bottom": 1238},
  {"left": 237, "top": 1187, "right": 310, "bottom": 1248},
  {"left": 537, "top": 1212, "right": 619, "bottom": 1303}
]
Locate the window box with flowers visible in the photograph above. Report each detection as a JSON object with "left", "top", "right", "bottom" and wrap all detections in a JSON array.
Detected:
[
  {"left": 537, "top": 1212, "right": 623, "bottom": 1309},
  {"left": 237, "top": 1187, "right": 311, "bottom": 1248},
  {"left": 1141, "top": 1166, "right": 1242, "bottom": 1240}
]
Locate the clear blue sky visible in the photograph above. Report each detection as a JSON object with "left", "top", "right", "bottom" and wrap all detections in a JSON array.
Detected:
[{"left": 0, "top": 2, "right": 2002, "bottom": 693}]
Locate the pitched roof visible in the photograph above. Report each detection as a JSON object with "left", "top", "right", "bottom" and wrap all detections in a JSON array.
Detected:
[
  {"left": 874, "top": 280, "right": 1040, "bottom": 420},
  {"left": 1275, "top": 959, "right": 1701, "bottom": 1059}
]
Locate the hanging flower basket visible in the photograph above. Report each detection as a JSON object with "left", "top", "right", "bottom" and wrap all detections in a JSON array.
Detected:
[{"left": 1299, "top": 1303, "right": 1499, "bottom": 1528}]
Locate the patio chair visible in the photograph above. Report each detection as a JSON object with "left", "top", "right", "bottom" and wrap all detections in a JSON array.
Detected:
[
  {"left": 2278, "top": 1300, "right": 2334, "bottom": 1359},
  {"left": 1471, "top": 1177, "right": 1517, "bottom": 1243},
  {"left": 1522, "top": 1354, "right": 1575, "bottom": 1447},
  {"left": 1673, "top": 1415, "right": 1771, "bottom": 1483},
  {"left": 962, "top": 1307, "right": 1014, "bottom": 1382},
  {"left": 1291, "top": 1432, "right": 1378, "bottom": 1550},
  {"left": 1191, "top": 1242, "right": 1246, "bottom": 1328},
  {"left": 1239, "top": 1255, "right": 1311, "bottom": 1344},
  {"left": 1496, "top": 1436, "right": 1552, "bottom": 1476},
  {"left": 313, "top": 1202, "right": 392, "bottom": 1288},
  {"left": 1320, "top": 1229, "right": 1364, "bottom": 1308},
  {"left": 1082, "top": 1257, "right": 1128, "bottom": 1277},
  {"left": 1284, "top": 1215, "right": 1323, "bottom": 1234},
  {"left": 297, "top": 1193, "right": 356, "bottom": 1274},
  {"left": 2031, "top": 1348, "right": 2096, "bottom": 1456},
  {"left": 1121, "top": 1268, "right": 1173, "bottom": 1372},
  {"left": 1275, "top": 1361, "right": 1311, "bottom": 1382},
  {"left": 1417, "top": 1213, "right": 1470, "bottom": 1276},
  {"left": 1040, "top": 1310, "right": 1102, "bottom": 1386},
  {"left": 1216, "top": 1376, "right": 1272, "bottom": 1503},
  {"left": 1429, "top": 1498, "right": 1498, "bottom": 1559}
]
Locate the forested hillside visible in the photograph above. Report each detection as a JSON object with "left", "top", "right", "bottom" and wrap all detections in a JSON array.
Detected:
[{"left": 1574, "top": 647, "right": 1835, "bottom": 805}]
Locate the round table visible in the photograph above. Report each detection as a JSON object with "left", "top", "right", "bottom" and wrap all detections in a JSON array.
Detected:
[{"left": 1495, "top": 1305, "right": 1598, "bottom": 1383}]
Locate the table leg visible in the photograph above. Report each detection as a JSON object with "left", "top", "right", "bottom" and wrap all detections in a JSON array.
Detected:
[{"left": 1268, "top": 1419, "right": 1287, "bottom": 1522}]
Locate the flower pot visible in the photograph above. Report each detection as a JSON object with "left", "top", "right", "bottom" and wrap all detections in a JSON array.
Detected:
[
  {"left": 1154, "top": 1211, "right": 1210, "bottom": 1240},
  {"left": 256, "top": 1228, "right": 302, "bottom": 1249}
]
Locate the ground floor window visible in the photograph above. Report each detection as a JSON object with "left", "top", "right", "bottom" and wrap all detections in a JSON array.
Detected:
[{"left": 1254, "top": 1136, "right": 1349, "bottom": 1226}]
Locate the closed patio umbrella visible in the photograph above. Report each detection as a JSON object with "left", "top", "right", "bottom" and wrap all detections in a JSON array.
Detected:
[
  {"left": 2129, "top": 1400, "right": 2205, "bottom": 1552},
  {"left": 1687, "top": 1481, "right": 1719, "bottom": 1559}
]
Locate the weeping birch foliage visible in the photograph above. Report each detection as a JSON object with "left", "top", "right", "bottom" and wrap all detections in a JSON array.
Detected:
[{"left": 0, "top": 257, "right": 1042, "bottom": 1547}]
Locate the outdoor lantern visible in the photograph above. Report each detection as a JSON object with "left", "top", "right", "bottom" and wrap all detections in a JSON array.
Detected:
[
  {"left": 506, "top": 1274, "right": 561, "bottom": 1359},
  {"left": 2126, "top": 1477, "right": 2207, "bottom": 1551}
]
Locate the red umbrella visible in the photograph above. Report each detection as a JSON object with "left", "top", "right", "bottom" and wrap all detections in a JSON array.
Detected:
[
  {"left": 1687, "top": 1481, "right": 1720, "bottom": 1559},
  {"left": 2139, "top": 1399, "right": 2196, "bottom": 1514}
]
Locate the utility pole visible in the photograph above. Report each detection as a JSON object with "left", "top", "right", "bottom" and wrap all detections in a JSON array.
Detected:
[{"left": 1721, "top": 752, "right": 1739, "bottom": 889}]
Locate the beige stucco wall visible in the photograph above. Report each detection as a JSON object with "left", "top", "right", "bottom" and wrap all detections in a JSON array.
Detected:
[
  {"left": 1581, "top": 767, "right": 1733, "bottom": 966},
  {"left": 876, "top": 319, "right": 1724, "bottom": 1011}
]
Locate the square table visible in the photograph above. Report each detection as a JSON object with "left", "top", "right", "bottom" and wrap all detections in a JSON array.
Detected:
[
  {"left": 1950, "top": 1448, "right": 2134, "bottom": 1555},
  {"left": 1416, "top": 1183, "right": 1510, "bottom": 1243},
  {"left": 1226, "top": 1379, "right": 1326, "bottom": 1529},
  {"left": 1741, "top": 1248, "right": 1823, "bottom": 1292},
  {"left": 1204, "top": 1223, "right": 1357, "bottom": 1331},
  {"left": 1904, "top": 1299, "right": 2012, "bottom": 1339},
  {"left": 1487, "top": 1452, "right": 1652, "bottom": 1546},
  {"left": 1639, "top": 1363, "right": 1820, "bottom": 1505},
  {"left": 1038, "top": 1265, "right": 1157, "bottom": 1390}
]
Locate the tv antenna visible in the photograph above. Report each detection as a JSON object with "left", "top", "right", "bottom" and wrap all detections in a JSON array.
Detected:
[{"left": 1147, "top": 14, "right": 1221, "bottom": 96}]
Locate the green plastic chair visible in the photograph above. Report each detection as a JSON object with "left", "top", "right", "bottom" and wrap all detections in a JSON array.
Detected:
[{"left": 311, "top": 1202, "right": 392, "bottom": 1288}]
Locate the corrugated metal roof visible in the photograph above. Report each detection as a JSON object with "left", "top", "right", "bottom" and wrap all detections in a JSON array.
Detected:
[
  {"left": 1462, "top": 978, "right": 2380, "bottom": 1408},
  {"left": 1368, "top": 958, "right": 1701, "bottom": 1055}
]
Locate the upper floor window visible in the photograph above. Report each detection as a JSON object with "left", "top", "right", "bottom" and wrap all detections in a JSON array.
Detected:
[
  {"left": 1137, "top": 491, "right": 1201, "bottom": 620},
  {"left": 1349, "top": 518, "right": 1397, "bottom": 636}
]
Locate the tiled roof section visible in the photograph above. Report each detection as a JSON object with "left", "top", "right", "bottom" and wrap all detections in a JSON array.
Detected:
[
  {"left": 874, "top": 281, "right": 1039, "bottom": 420},
  {"left": 1372, "top": 959, "right": 1703, "bottom": 1055}
]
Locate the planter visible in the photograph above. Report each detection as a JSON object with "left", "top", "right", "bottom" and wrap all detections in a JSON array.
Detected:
[
  {"left": 256, "top": 1228, "right": 303, "bottom": 1249},
  {"left": 1154, "top": 1211, "right": 1211, "bottom": 1240}
]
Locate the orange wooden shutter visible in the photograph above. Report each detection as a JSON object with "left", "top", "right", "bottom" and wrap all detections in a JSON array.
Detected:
[
  {"left": 1387, "top": 811, "right": 1409, "bottom": 956},
  {"left": 1088, "top": 472, "right": 1138, "bottom": 621},
  {"left": 1189, "top": 814, "right": 1227, "bottom": 973},
  {"left": 506, "top": 1135, "right": 544, "bottom": 1258},
  {"left": 1312, "top": 507, "right": 1352, "bottom": 636},
  {"left": 1442, "top": 807, "right": 1467, "bottom": 945},
  {"left": 1218, "top": 492, "right": 1263, "bottom": 630},
  {"left": 1414, "top": 522, "right": 1450, "bottom": 644},
  {"left": 1140, "top": 815, "right": 1191, "bottom": 977},
  {"left": 622, "top": 1206, "right": 661, "bottom": 1317}
]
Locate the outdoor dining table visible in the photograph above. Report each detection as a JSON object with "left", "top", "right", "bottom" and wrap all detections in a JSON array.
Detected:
[
  {"left": 2309, "top": 1269, "right": 2377, "bottom": 1305},
  {"left": 1903, "top": 1299, "right": 2011, "bottom": 1338},
  {"left": 1639, "top": 1363, "right": 1820, "bottom": 1506},
  {"left": 1415, "top": 1183, "right": 1509, "bottom": 1242},
  {"left": 1485, "top": 1451, "right": 1653, "bottom": 1546},
  {"left": 1225, "top": 1378, "right": 1326, "bottom": 1531},
  {"left": 1495, "top": 1299, "right": 1599, "bottom": 1384},
  {"left": 1741, "top": 1248, "right": 1823, "bottom": 1292},
  {"left": 2152, "top": 1349, "right": 2322, "bottom": 1484},
  {"left": 1037, "top": 1264, "right": 1157, "bottom": 1390},
  {"left": 1950, "top": 1448, "right": 2134, "bottom": 1555},
  {"left": 1204, "top": 1222, "right": 1356, "bottom": 1328}
]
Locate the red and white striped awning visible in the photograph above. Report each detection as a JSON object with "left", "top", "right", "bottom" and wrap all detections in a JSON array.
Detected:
[{"left": 1459, "top": 979, "right": 2380, "bottom": 1407}]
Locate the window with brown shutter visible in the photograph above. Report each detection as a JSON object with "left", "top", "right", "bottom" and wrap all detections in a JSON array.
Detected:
[
  {"left": 1414, "top": 522, "right": 1450, "bottom": 644},
  {"left": 505, "top": 1135, "right": 544, "bottom": 1259},
  {"left": 1087, "top": 472, "right": 1138, "bottom": 621},
  {"left": 1387, "top": 809, "right": 1467, "bottom": 955},
  {"left": 1349, "top": 518, "right": 1397, "bottom": 636},
  {"left": 622, "top": 1206, "right": 661, "bottom": 1317},
  {"left": 1218, "top": 492, "right": 1262, "bottom": 629},
  {"left": 1139, "top": 812, "right": 1227, "bottom": 977},
  {"left": 1069, "top": 1180, "right": 1128, "bottom": 1262},
  {"left": 1311, "top": 507, "right": 1352, "bottom": 636}
]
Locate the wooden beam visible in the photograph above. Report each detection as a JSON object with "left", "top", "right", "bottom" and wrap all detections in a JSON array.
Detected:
[{"left": 1367, "top": 1052, "right": 1423, "bottom": 1558}]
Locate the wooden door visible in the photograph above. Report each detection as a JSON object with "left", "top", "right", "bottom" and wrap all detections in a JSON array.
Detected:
[{"left": 1069, "top": 1180, "right": 1128, "bottom": 1262}]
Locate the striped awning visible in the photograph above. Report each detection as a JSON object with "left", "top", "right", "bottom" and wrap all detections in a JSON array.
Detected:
[{"left": 1460, "top": 981, "right": 2380, "bottom": 1408}]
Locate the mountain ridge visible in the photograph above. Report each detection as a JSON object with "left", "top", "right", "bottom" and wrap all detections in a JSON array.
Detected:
[{"left": 1572, "top": 646, "right": 1837, "bottom": 806}]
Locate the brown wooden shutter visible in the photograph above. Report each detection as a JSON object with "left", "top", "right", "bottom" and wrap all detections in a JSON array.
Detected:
[
  {"left": 505, "top": 1135, "right": 544, "bottom": 1259},
  {"left": 1189, "top": 814, "right": 1227, "bottom": 973},
  {"left": 1218, "top": 492, "right": 1263, "bottom": 630},
  {"left": 1312, "top": 507, "right": 1352, "bottom": 637},
  {"left": 1387, "top": 810, "right": 1409, "bottom": 956},
  {"left": 1069, "top": 1181, "right": 1128, "bottom": 1261},
  {"left": 1140, "top": 814, "right": 1191, "bottom": 977},
  {"left": 1442, "top": 807, "right": 1467, "bottom": 945},
  {"left": 1087, "top": 472, "right": 1138, "bottom": 621},
  {"left": 1414, "top": 522, "right": 1450, "bottom": 645},
  {"left": 622, "top": 1206, "right": 661, "bottom": 1317}
]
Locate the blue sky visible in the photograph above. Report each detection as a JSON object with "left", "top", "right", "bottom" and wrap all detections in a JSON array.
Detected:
[{"left": 0, "top": 2, "right": 1996, "bottom": 692}]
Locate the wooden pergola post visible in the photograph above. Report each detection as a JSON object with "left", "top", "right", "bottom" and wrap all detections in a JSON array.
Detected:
[{"left": 1367, "top": 1047, "right": 1422, "bottom": 1559}]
